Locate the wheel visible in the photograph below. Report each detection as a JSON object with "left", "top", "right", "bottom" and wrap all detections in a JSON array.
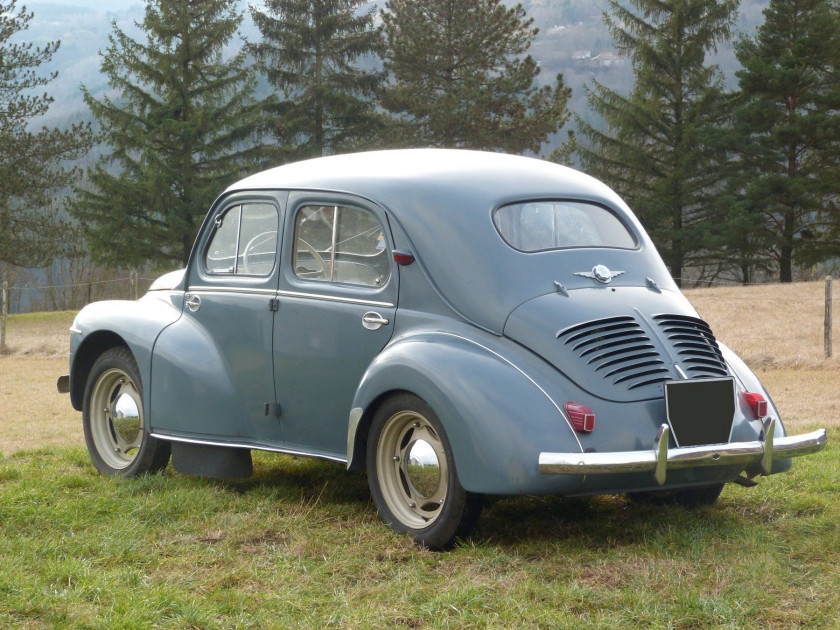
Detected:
[
  {"left": 83, "top": 347, "right": 170, "bottom": 477},
  {"left": 627, "top": 483, "right": 724, "bottom": 507},
  {"left": 366, "top": 393, "right": 482, "bottom": 550}
]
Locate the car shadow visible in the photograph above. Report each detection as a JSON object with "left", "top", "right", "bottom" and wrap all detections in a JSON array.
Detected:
[{"left": 212, "top": 455, "right": 756, "bottom": 551}]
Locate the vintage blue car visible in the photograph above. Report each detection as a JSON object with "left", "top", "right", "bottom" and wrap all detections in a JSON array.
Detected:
[{"left": 59, "top": 149, "right": 827, "bottom": 549}]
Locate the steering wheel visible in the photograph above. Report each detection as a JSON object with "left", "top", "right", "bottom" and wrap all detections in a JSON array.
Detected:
[
  {"left": 241, "top": 231, "right": 278, "bottom": 274},
  {"left": 296, "top": 238, "right": 328, "bottom": 279}
]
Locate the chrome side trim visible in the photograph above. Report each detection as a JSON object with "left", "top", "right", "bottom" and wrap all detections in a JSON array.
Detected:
[
  {"left": 150, "top": 433, "right": 348, "bottom": 464},
  {"left": 275, "top": 289, "right": 394, "bottom": 308},
  {"left": 188, "top": 286, "right": 277, "bottom": 296},
  {"left": 539, "top": 426, "right": 827, "bottom": 485}
]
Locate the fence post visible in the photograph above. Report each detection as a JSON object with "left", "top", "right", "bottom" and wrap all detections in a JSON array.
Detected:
[
  {"left": 132, "top": 271, "right": 138, "bottom": 300},
  {"left": 826, "top": 276, "right": 833, "bottom": 359},
  {"left": 1, "top": 280, "right": 8, "bottom": 350}
]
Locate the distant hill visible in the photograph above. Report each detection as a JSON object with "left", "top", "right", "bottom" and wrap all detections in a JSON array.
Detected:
[{"left": 23, "top": 0, "right": 771, "bottom": 138}]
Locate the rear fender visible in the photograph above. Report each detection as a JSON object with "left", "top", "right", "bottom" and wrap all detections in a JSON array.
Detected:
[{"left": 348, "top": 332, "right": 586, "bottom": 495}]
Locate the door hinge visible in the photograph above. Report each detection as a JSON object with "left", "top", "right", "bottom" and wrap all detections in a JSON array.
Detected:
[
  {"left": 268, "top": 298, "right": 280, "bottom": 312},
  {"left": 264, "top": 402, "right": 282, "bottom": 417}
]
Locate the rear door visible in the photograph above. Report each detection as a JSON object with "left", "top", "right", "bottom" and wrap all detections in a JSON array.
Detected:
[{"left": 265, "top": 192, "right": 398, "bottom": 458}]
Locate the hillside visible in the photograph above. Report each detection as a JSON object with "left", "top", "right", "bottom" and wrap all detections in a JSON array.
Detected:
[{"left": 22, "top": 0, "right": 772, "bottom": 135}]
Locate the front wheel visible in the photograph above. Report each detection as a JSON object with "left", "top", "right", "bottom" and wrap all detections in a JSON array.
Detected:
[
  {"left": 82, "top": 347, "right": 170, "bottom": 477},
  {"left": 366, "top": 393, "right": 482, "bottom": 550}
]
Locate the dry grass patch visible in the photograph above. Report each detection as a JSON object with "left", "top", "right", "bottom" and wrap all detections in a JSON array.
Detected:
[
  {"left": 0, "top": 356, "right": 82, "bottom": 455},
  {"left": 685, "top": 280, "right": 838, "bottom": 369}
]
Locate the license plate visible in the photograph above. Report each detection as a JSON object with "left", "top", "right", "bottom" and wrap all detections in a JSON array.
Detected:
[{"left": 665, "top": 378, "right": 736, "bottom": 447}]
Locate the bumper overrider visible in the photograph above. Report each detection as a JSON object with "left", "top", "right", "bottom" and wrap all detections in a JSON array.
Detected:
[{"left": 539, "top": 419, "right": 827, "bottom": 486}]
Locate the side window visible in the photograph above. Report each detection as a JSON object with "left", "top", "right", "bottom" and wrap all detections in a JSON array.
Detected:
[
  {"left": 293, "top": 204, "right": 389, "bottom": 287},
  {"left": 205, "top": 203, "right": 278, "bottom": 276}
]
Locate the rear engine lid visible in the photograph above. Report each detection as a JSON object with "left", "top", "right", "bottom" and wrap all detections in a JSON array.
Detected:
[{"left": 504, "top": 287, "right": 729, "bottom": 402}]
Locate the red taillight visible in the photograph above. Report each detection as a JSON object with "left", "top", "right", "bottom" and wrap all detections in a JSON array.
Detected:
[
  {"left": 744, "top": 392, "right": 768, "bottom": 419},
  {"left": 564, "top": 402, "right": 595, "bottom": 433},
  {"left": 393, "top": 250, "right": 415, "bottom": 265}
]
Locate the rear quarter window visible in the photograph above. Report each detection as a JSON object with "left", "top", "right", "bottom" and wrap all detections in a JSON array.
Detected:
[{"left": 493, "top": 201, "right": 637, "bottom": 252}]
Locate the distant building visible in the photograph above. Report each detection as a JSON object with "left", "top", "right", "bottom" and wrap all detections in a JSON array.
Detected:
[
  {"left": 591, "top": 52, "right": 625, "bottom": 68},
  {"left": 571, "top": 50, "right": 591, "bottom": 61}
]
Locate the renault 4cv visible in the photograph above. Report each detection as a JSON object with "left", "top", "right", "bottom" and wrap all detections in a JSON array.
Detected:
[{"left": 58, "top": 150, "right": 827, "bottom": 549}]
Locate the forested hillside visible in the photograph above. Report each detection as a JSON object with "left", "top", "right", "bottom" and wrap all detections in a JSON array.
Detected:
[{"left": 25, "top": 0, "right": 771, "bottom": 131}]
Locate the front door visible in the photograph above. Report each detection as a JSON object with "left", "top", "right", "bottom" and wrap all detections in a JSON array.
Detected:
[
  {"left": 266, "top": 193, "right": 398, "bottom": 458},
  {"left": 150, "top": 192, "right": 286, "bottom": 441}
]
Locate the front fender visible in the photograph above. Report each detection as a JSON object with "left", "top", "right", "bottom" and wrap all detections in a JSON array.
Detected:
[
  {"left": 348, "top": 332, "right": 586, "bottom": 495},
  {"left": 69, "top": 293, "right": 184, "bottom": 413}
]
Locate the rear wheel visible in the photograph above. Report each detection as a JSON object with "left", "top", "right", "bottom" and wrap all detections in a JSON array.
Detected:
[
  {"left": 83, "top": 347, "right": 170, "bottom": 477},
  {"left": 366, "top": 394, "right": 482, "bottom": 550}
]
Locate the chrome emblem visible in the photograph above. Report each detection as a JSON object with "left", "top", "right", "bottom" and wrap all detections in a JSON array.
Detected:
[{"left": 574, "top": 265, "right": 625, "bottom": 284}]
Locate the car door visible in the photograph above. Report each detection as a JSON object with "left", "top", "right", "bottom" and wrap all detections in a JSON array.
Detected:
[
  {"left": 149, "top": 192, "right": 286, "bottom": 441},
  {"left": 262, "top": 193, "right": 398, "bottom": 458}
]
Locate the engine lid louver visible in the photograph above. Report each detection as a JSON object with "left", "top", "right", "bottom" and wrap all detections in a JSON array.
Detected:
[
  {"left": 555, "top": 313, "right": 729, "bottom": 398},
  {"left": 557, "top": 316, "right": 671, "bottom": 391},
  {"left": 653, "top": 314, "right": 728, "bottom": 378}
]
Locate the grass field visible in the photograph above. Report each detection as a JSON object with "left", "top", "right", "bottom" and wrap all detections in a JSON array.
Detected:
[{"left": 0, "top": 282, "right": 837, "bottom": 627}]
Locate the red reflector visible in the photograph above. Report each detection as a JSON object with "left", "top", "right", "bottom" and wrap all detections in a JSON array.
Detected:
[
  {"left": 564, "top": 402, "right": 595, "bottom": 433},
  {"left": 744, "top": 392, "right": 768, "bottom": 419},
  {"left": 393, "top": 250, "right": 414, "bottom": 265}
]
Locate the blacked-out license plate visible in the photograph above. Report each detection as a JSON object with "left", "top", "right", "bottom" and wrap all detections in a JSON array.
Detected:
[{"left": 665, "top": 378, "right": 736, "bottom": 447}]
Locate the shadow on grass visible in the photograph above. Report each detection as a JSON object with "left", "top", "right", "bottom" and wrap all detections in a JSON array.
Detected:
[{"left": 194, "top": 453, "right": 761, "bottom": 551}]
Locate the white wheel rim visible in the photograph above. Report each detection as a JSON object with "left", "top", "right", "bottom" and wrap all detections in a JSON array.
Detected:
[
  {"left": 89, "top": 367, "right": 144, "bottom": 470},
  {"left": 376, "top": 410, "right": 448, "bottom": 529}
]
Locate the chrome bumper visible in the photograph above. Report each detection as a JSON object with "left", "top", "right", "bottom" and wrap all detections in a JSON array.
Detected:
[{"left": 539, "top": 420, "right": 827, "bottom": 486}]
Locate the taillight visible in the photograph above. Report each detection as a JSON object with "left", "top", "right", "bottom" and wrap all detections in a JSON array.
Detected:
[
  {"left": 393, "top": 250, "right": 415, "bottom": 265},
  {"left": 744, "top": 392, "right": 768, "bottom": 419},
  {"left": 564, "top": 402, "right": 595, "bottom": 433}
]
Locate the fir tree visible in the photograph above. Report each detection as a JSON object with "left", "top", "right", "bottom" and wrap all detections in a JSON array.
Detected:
[
  {"left": 379, "top": 0, "right": 570, "bottom": 153},
  {"left": 74, "top": 0, "right": 272, "bottom": 268},
  {"left": 577, "top": 0, "right": 738, "bottom": 286},
  {"left": 0, "top": 0, "right": 92, "bottom": 268},
  {"left": 249, "top": 0, "right": 384, "bottom": 159},
  {"left": 729, "top": 0, "right": 840, "bottom": 282}
]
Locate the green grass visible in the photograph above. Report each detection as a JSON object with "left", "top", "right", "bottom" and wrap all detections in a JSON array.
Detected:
[{"left": 0, "top": 435, "right": 837, "bottom": 629}]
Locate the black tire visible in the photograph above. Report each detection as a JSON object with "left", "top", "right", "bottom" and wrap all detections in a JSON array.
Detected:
[
  {"left": 82, "top": 347, "right": 170, "bottom": 477},
  {"left": 627, "top": 483, "right": 724, "bottom": 507},
  {"left": 366, "top": 393, "right": 483, "bottom": 550}
]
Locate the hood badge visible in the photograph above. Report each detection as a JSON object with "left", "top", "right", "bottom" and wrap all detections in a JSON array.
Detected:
[{"left": 574, "top": 265, "right": 625, "bottom": 284}]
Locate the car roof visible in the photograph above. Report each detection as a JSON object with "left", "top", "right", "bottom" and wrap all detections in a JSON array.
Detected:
[{"left": 227, "top": 149, "right": 670, "bottom": 333}]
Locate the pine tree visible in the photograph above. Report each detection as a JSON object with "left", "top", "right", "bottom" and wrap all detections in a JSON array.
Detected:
[
  {"left": 0, "top": 0, "right": 92, "bottom": 268},
  {"left": 379, "top": 0, "right": 570, "bottom": 153},
  {"left": 73, "top": 0, "right": 272, "bottom": 268},
  {"left": 729, "top": 0, "right": 840, "bottom": 282},
  {"left": 249, "top": 0, "right": 384, "bottom": 159},
  {"left": 577, "top": 0, "right": 738, "bottom": 286}
]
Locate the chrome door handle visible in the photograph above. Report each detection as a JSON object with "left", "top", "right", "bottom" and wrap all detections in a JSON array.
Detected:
[
  {"left": 185, "top": 294, "right": 201, "bottom": 312},
  {"left": 362, "top": 311, "right": 389, "bottom": 330}
]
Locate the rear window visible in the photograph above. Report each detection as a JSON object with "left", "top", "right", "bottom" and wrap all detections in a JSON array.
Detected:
[{"left": 493, "top": 201, "right": 637, "bottom": 252}]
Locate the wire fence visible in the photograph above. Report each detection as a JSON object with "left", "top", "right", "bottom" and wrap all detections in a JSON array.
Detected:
[{"left": 0, "top": 274, "right": 836, "bottom": 358}]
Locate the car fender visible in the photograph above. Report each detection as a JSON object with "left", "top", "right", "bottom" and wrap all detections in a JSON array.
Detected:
[
  {"left": 69, "top": 294, "right": 183, "bottom": 413},
  {"left": 347, "top": 331, "right": 586, "bottom": 495}
]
